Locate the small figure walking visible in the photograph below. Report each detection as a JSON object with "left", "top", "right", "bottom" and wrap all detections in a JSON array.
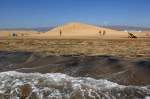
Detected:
[
  {"left": 12, "top": 32, "right": 17, "bottom": 37},
  {"left": 99, "top": 30, "right": 102, "bottom": 36},
  {"left": 103, "top": 30, "right": 106, "bottom": 36},
  {"left": 59, "top": 30, "right": 62, "bottom": 37}
]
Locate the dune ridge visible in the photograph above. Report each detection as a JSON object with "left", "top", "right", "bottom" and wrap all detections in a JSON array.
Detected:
[{"left": 41, "top": 22, "right": 128, "bottom": 38}]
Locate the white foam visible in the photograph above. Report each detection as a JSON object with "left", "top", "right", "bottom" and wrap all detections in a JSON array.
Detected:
[
  {"left": 145, "top": 96, "right": 150, "bottom": 99},
  {"left": 0, "top": 71, "right": 149, "bottom": 99}
]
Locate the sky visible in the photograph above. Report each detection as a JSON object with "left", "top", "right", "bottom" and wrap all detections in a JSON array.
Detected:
[{"left": 0, "top": 0, "right": 150, "bottom": 28}]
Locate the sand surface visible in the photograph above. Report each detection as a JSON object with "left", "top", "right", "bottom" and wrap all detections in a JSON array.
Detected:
[
  {"left": 0, "top": 38, "right": 149, "bottom": 58},
  {"left": 0, "top": 51, "right": 150, "bottom": 86}
]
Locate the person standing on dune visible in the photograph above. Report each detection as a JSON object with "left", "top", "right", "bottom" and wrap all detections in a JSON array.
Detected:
[
  {"left": 99, "top": 30, "right": 102, "bottom": 36},
  {"left": 60, "top": 30, "right": 62, "bottom": 37},
  {"left": 103, "top": 30, "right": 106, "bottom": 36}
]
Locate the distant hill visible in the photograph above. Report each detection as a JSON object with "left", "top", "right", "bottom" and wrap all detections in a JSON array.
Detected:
[
  {"left": 102, "top": 25, "right": 150, "bottom": 31},
  {"left": 0, "top": 25, "right": 150, "bottom": 32},
  {"left": 0, "top": 27, "right": 54, "bottom": 32}
]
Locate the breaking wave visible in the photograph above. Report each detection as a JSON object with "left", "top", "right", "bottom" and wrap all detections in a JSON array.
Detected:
[{"left": 0, "top": 71, "right": 150, "bottom": 99}]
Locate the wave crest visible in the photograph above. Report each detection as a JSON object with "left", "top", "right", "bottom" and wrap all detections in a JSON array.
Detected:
[{"left": 0, "top": 71, "right": 150, "bottom": 99}]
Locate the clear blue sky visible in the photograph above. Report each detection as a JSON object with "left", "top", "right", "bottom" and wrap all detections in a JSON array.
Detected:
[{"left": 0, "top": 0, "right": 150, "bottom": 28}]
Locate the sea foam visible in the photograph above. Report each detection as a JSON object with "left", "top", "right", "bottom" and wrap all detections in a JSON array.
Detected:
[{"left": 0, "top": 71, "right": 149, "bottom": 99}]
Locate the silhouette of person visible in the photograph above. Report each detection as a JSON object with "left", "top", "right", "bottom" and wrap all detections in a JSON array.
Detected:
[
  {"left": 103, "top": 30, "right": 106, "bottom": 36},
  {"left": 99, "top": 30, "right": 102, "bottom": 36},
  {"left": 12, "top": 32, "right": 17, "bottom": 37},
  {"left": 60, "top": 30, "right": 62, "bottom": 37}
]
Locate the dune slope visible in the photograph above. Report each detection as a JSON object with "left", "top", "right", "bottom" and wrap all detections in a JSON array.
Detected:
[{"left": 41, "top": 22, "right": 128, "bottom": 38}]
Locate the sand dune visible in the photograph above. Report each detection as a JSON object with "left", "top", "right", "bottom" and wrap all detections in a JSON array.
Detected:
[{"left": 40, "top": 22, "right": 128, "bottom": 38}]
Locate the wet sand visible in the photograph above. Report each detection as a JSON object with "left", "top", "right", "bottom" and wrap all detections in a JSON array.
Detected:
[{"left": 0, "top": 51, "right": 150, "bottom": 86}]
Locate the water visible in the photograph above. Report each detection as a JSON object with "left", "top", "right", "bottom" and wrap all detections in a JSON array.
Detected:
[{"left": 0, "top": 71, "right": 150, "bottom": 99}]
